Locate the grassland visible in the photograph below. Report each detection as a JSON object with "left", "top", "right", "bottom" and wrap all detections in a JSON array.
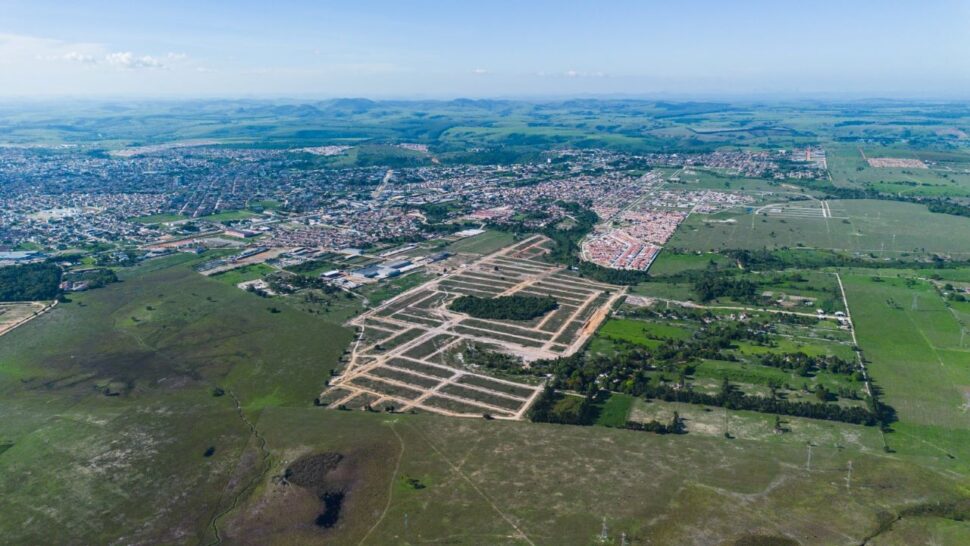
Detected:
[
  {"left": 445, "top": 230, "right": 517, "bottom": 255},
  {"left": 226, "top": 409, "right": 969, "bottom": 545},
  {"left": 195, "top": 209, "right": 259, "bottom": 223},
  {"left": 827, "top": 143, "right": 970, "bottom": 197},
  {"left": 669, "top": 199, "right": 970, "bottom": 257},
  {"left": 843, "top": 274, "right": 970, "bottom": 465},
  {"left": 209, "top": 263, "right": 275, "bottom": 285},
  {"left": 0, "top": 255, "right": 352, "bottom": 544}
]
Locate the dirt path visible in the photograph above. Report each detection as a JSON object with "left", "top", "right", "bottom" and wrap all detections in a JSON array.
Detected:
[
  {"left": 404, "top": 422, "right": 536, "bottom": 545},
  {"left": 0, "top": 301, "right": 56, "bottom": 337},
  {"left": 356, "top": 421, "right": 406, "bottom": 545}
]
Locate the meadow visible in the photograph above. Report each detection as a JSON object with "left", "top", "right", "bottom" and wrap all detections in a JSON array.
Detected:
[
  {"left": 843, "top": 274, "right": 970, "bottom": 465},
  {"left": 669, "top": 199, "right": 970, "bottom": 257},
  {"left": 0, "top": 254, "right": 352, "bottom": 544}
]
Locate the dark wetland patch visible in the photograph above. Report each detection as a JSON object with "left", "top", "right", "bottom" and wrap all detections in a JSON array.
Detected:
[{"left": 284, "top": 452, "right": 351, "bottom": 530}]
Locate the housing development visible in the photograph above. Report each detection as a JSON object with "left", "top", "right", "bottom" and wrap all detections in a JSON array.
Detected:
[{"left": 3, "top": 97, "right": 970, "bottom": 546}]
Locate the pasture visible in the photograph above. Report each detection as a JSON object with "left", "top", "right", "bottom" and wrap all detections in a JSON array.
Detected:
[
  {"left": 843, "top": 274, "right": 970, "bottom": 465},
  {"left": 0, "top": 254, "right": 352, "bottom": 545},
  {"left": 669, "top": 199, "right": 970, "bottom": 257}
]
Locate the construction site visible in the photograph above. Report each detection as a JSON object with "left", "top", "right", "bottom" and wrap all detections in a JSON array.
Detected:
[{"left": 319, "top": 235, "right": 625, "bottom": 419}]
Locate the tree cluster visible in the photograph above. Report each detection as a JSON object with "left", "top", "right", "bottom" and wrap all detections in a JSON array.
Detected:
[
  {"left": 760, "top": 352, "right": 856, "bottom": 376},
  {"left": 450, "top": 294, "right": 558, "bottom": 321},
  {"left": 0, "top": 262, "right": 62, "bottom": 301},
  {"left": 641, "top": 381, "right": 877, "bottom": 425},
  {"left": 692, "top": 270, "right": 759, "bottom": 303}
]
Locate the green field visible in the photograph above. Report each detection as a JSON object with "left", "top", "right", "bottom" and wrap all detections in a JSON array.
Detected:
[
  {"left": 209, "top": 263, "right": 275, "bottom": 285},
  {"left": 597, "top": 317, "right": 692, "bottom": 348},
  {"left": 0, "top": 255, "right": 353, "bottom": 544},
  {"left": 669, "top": 199, "right": 970, "bottom": 257},
  {"left": 844, "top": 274, "right": 970, "bottom": 465},
  {"left": 195, "top": 209, "right": 259, "bottom": 223},
  {"left": 647, "top": 250, "right": 731, "bottom": 276},
  {"left": 827, "top": 143, "right": 970, "bottom": 198},
  {"left": 445, "top": 230, "right": 517, "bottom": 255}
]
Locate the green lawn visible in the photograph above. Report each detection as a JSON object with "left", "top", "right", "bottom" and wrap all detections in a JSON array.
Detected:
[
  {"left": 445, "top": 230, "right": 516, "bottom": 255},
  {"left": 597, "top": 317, "right": 692, "bottom": 348}
]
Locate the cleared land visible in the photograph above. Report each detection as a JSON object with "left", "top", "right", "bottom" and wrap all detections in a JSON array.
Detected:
[
  {"left": 0, "top": 301, "right": 55, "bottom": 337},
  {"left": 322, "top": 235, "right": 624, "bottom": 419}
]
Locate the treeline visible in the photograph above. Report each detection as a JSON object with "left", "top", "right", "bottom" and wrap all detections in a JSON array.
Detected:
[
  {"left": 450, "top": 294, "right": 558, "bottom": 321},
  {"left": 805, "top": 181, "right": 970, "bottom": 220},
  {"left": 723, "top": 248, "right": 970, "bottom": 272},
  {"left": 0, "top": 262, "right": 61, "bottom": 301},
  {"left": 576, "top": 261, "right": 651, "bottom": 285},
  {"left": 622, "top": 415, "right": 684, "bottom": 435},
  {"left": 642, "top": 382, "right": 878, "bottom": 426},
  {"left": 760, "top": 352, "right": 857, "bottom": 376},
  {"left": 928, "top": 201, "right": 970, "bottom": 218}
]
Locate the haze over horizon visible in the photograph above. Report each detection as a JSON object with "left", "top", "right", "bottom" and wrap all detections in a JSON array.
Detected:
[{"left": 2, "top": 0, "right": 970, "bottom": 99}]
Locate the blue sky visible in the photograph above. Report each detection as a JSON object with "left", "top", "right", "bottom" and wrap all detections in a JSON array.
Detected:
[{"left": 1, "top": 0, "right": 969, "bottom": 98}]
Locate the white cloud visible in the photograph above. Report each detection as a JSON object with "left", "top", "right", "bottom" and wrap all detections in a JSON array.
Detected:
[
  {"left": 63, "top": 51, "right": 96, "bottom": 63},
  {"left": 472, "top": 67, "right": 487, "bottom": 74},
  {"left": 105, "top": 51, "right": 165, "bottom": 69}
]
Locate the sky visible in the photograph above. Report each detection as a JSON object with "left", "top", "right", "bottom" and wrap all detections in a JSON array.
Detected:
[{"left": 1, "top": 0, "right": 969, "bottom": 99}]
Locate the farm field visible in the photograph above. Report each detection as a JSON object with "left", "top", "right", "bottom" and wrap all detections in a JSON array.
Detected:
[
  {"left": 843, "top": 274, "right": 970, "bottom": 466},
  {"left": 669, "top": 199, "right": 970, "bottom": 257},
  {"left": 827, "top": 143, "right": 970, "bottom": 197}
]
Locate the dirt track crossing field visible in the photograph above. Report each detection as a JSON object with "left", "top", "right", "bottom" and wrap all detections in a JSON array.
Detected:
[{"left": 320, "top": 235, "right": 625, "bottom": 420}]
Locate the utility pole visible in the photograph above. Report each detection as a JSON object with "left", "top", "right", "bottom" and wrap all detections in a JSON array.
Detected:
[{"left": 806, "top": 442, "right": 813, "bottom": 472}]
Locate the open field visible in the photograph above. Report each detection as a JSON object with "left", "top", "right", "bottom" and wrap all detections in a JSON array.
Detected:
[
  {"left": 223, "top": 409, "right": 970, "bottom": 545},
  {"left": 669, "top": 199, "right": 970, "bottom": 257},
  {"left": 323, "top": 235, "right": 624, "bottom": 419},
  {"left": 0, "top": 254, "right": 353, "bottom": 545},
  {"left": 445, "top": 229, "right": 517, "bottom": 255},
  {"left": 0, "top": 301, "right": 55, "bottom": 337},
  {"left": 843, "top": 274, "right": 970, "bottom": 465},
  {"left": 828, "top": 144, "right": 970, "bottom": 198}
]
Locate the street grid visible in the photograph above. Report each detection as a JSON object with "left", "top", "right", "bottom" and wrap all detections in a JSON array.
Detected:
[{"left": 320, "top": 235, "right": 625, "bottom": 419}]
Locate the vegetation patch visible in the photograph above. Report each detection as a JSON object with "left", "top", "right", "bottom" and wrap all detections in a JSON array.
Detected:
[
  {"left": 0, "top": 263, "right": 61, "bottom": 301},
  {"left": 450, "top": 294, "right": 558, "bottom": 321},
  {"left": 284, "top": 452, "right": 349, "bottom": 529}
]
